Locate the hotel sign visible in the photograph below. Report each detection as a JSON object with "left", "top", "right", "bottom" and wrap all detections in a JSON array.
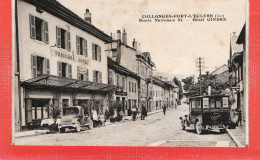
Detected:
[{"left": 51, "top": 49, "right": 90, "bottom": 65}]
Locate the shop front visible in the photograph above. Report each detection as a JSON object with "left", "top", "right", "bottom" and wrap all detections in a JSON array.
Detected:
[{"left": 21, "top": 75, "right": 117, "bottom": 130}]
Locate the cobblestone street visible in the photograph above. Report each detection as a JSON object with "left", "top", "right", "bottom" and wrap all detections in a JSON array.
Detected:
[{"left": 15, "top": 104, "right": 236, "bottom": 147}]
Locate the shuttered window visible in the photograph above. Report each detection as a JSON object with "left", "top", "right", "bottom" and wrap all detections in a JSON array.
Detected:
[
  {"left": 45, "top": 58, "right": 50, "bottom": 75},
  {"left": 31, "top": 55, "right": 37, "bottom": 78},
  {"left": 25, "top": 99, "right": 32, "bottom": 123},
  {"left": 57, "top": 61, "right": 62, "bottom": 77},
  {"left": 68, "top": 64, "right": 72, "bottom": 78},
  {"left": 76, "top": 36, "right": 88, "bottom": 56},
  {"left": 29, "top": 14, "right": 36, "bottom": 39},
  {"left": 93, "top": 71, "right": 102, "bottom": 83},
  {"left": 92, "top": 43, "right": 101, "bottom": 61},
  {"left": 44, "top": 21, "right": 49, "bottom": 43},
  {"left": 29, "top": 14, "right": 48, "bottom": 43},
  {"left": 84, "top": 39, "right": 88, "bottom": 57},
  {"left": 56, "top": 27, "right": 61, "bottom": 48},
  {"left": 67, "top": 31, "right": 71, "bottom": 51}
]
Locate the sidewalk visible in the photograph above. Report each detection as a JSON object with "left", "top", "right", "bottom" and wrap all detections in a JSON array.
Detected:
[
  {"left": 227, "top": 125, "right": 246, "bottom": 147},
  {"left": 14, "top": 109, "right": 165, "bottom": 139}
]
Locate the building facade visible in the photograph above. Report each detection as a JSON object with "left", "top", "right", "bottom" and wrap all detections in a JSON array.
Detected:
[
  {"left": 228, "top": 25, "right": 246, "bottom": 122},
  {"left": 14, "top": 0, "right": 117, "bottom": 131}
]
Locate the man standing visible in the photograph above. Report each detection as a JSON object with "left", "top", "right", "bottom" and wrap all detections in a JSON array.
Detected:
[
  {"left": 141, "top": 105, "right": 147, "bottom": 120},
  {"left": 163, "top": 105, "right": 167, "bottom": 116}
]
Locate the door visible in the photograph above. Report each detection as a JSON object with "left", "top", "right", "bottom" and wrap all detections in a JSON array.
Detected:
[{"left": 122, "top": 97, "right": 125, "bottom": 114}]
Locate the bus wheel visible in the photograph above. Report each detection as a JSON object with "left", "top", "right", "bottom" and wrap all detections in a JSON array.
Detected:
[{"left": 195, "top": 121, "right": 203, "bottom": 135}]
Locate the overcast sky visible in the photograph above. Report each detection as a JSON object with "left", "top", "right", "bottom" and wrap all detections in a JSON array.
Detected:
[{"left": 59, "top": 0, "right": 246, "bottom": 78}]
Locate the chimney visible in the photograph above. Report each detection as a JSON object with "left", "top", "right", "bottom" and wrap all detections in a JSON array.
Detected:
[
  {"left": 117, "top": 30, "right": 121, "bottom": 41},
  {"left": 122, "top": 29, "right": 127, "bottom": 45},
  {"left": 84, "top": 9, "right": 91, "bottom": 24},
  {"left": 133, "top": 38, "right": 137, "bottom": 50}
]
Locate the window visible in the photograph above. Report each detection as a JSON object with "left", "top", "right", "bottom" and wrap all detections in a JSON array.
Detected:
[
  {"left": 216, "top": 97, "right": 221, "bottom": 108},
  {"left": 132, "top": 82, "right": 134, "bottom": 93},
  {"left": 129, "top": 81, "right": 131, "bottom": 92},
  {"left": 77, "top": 67, "right": 89, "bottom": 81},
  {"left": 56, "top": 26, "right": 71, "bottom": 51},
  {"left": 134, "top": 83, "right": 137, "bottom": 93},
  {"left": 57, "top": 62, "right": 72, "bottom": 78},
  {"left": 31, "top": 55, "right": 50, "bottom": 78},
  {"left": 29, "top": 14, "right": 48, "bottom": 43},
  {"left": 116, "top": 75, "right": 120, "bottom": 87},
  {"left": 223, "top": 97, "right": 229, "bottom": 108},
  {"left": 93, "top": 71, "right": 102, "bottom": 83},
  {"left": 76, "top": 36, "right": 88, "bottom": 56},
  {"left": 203, "top": 98, "right": 209, "bottom": 108},
  {"left": 31, "top": 99, "right": 50, "bottom": 120},
  {"left": 62, "top": 99, "right": 69, "bottom": 108},
  {"left": 122, "top": 77, "right": 126, "bottom": 91},
  {"left": 108, "top": 70, "right": 114, "bottom": 85},
  {"left": 92, "top": 43, "right": 101, "bottom": 62},
  {"left": 210, "top": 98, "right": 215, "bottom": 108}
]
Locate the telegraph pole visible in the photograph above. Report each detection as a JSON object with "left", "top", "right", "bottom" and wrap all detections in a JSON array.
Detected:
[{"left": 196, "top": 57, "right": 205, "bottom": 95}]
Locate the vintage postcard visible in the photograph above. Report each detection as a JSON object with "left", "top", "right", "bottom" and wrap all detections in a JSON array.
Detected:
[{"left": 12, "top": 0, "right": 248, "bottom": 147}]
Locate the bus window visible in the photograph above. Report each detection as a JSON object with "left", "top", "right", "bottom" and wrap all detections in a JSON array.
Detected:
[
  {"left": 195, "top": 99, "right": 201, "bottom": 108},
  {"left": 223, "top": 97, "right": 229, "bottom": 108},
  {"left": 192, "top": 100, "right": 195, "bottom": 108},
  {"left": 210, "top": 98, "right": 215, "bottom": 108},
  {"left": 203, "top": 98, "right": 209, "bottom": 108},
  {"left": 216, "top": 97, "right": 221, "bottom": 108}
]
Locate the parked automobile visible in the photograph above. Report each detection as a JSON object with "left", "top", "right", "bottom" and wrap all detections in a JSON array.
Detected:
[
  {"left": 179, "top": 95, "right": 235, "bottom": 135},
  {"left": 58, "top": 106, "right": 93, "bottom": 133}
]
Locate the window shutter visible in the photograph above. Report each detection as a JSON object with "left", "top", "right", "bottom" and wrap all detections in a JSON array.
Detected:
[
  {"left": 98, "top": 46, "right": 101, "bottom": 62},
  {"left": 84, "top": 39, "right": 88, "bottom": 57},
  {"left": 86, "top": 69, "right": 89, "bottom": 81},
  {"left": 77, "top": 66, "right": 81, "bottom": 80},
  {"left": 76, "top": 36, "right": 80, "bottom": 54},
  {"left": 93, "top": 71, "right": 96, "bottom": 82},
  {"left": 67, "top": 31, "right": 71, "bottom": 51},
  {"left": 58, "top": 62, "right": 62, "bottom": 77},
  {"left": 29, "top": 14, "right": 35, "bottom": 39},
  {"left": 44, "top": 21, "right": 49, "bottom": 44},
  {"left": 99, "top": 72, "right": 102, "bottom": 83},
  {"left": 92, "top": 43, "right": 95, "bottom": 60},
  {"left": 56, "top": 26, "right": 61, "bottom": 48},
  {"left": 25, "top": 99, "right": 32, "bottom": 123},
  {"left": 31, "top": 55, "right": 37, "bottom": 78},
  {"left": 68, "top": 64, "right": 72, "bottom": 78},
  {"left": 45, "top": 58, "right": 50, "bottom": 75}
]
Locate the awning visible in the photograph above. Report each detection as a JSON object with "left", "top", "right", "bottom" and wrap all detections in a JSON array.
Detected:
[{"left": 21, "top": 75, "right": 119, "bottom": 92}]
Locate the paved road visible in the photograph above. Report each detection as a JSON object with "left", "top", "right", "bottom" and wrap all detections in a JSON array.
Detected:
[{"left": 15, "top": 104, "right": 236, "bottom": 146}]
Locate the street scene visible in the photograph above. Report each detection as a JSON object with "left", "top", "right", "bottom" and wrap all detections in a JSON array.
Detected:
[
  {"left": 13, "top": 0, "right": 247, "bottom": 147},
  {"left": 15, "top": 103, "right": 237, "bottom": 147}
]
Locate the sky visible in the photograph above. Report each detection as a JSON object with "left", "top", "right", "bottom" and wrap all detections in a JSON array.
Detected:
[{"left": 59, "top": 0, "right": 246, "bottom": 79}]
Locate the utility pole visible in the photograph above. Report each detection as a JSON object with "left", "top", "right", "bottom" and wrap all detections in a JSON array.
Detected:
[{"left": 196, "top": 57, "right": 205, "bottom": 95}]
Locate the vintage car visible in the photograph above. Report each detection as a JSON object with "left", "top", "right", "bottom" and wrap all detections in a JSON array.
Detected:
[
  {"left": 58, "top": 106, "right": 93, "bottom": 133},
  {"left": 179, "top": 95, "right": 234, "bottom": 134}
]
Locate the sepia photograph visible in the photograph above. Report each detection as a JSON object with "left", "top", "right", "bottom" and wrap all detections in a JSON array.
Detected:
[{"left": 12, "top": 0, "right": 248, "bottom": 147}]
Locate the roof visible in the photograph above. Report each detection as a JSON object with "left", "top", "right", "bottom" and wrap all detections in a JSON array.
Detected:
[
  {"left": 211, "top": 64, "right": 228, "bottom": 75},
  {"left": 230, "top": 35, "right": 243, "bottom": 56},
  {"left": 107, "top": 57, "right": 140, "bottom": 79},
  {"left": 23, "top": 0, "right": 112, "bottom": 42},
  {"left": 21, "top": 75, "right": 118, "bottom": 92},
  {"left": 189, "top": 94, "right": 229, "bottom": 99},
  {"left": 237, "top": 24, "right": 246, "bottom": 45}
]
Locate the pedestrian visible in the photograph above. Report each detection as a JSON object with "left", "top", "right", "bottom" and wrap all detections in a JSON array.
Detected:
[
  {"left": 141, "top": 105, "right": 147, "bottom": 120},
  {"left": 237, "top": 109, "right": 242, "bottom": 126},
  {"left": 131, "top": 105, "right": 137, "bottom": 121},
  {"left": 104, "top": 109, "right": 109, "bottom": 122},
  {"left": 163, "top": 105, "right": 167, "bottom": 115}
]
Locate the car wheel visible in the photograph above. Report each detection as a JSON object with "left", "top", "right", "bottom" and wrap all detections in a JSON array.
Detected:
[
  {"left": 88, "top": 120, "right": 93, "bottom": 130},
  {"left": 59, "top": 128, "right": 65, "bottom": 133},
  {"left": 195, "top": 121, "right": 203, "bottom": 135},
  {"left": 75, "top": 121, "right": 81, "bottom": 132},
  {"left": 219, "top": 129, "right": 226, "bottom": 134},
  {"left": 181, "top": 120, "right": 185, "bottom": 130}
]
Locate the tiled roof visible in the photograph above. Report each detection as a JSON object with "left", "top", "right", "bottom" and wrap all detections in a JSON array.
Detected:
[
  {"left": 21, "top": 75, "right": 118, "bottom": 92},
  {"left": 23, "top": 0, "right": 112, "bottom": 42},
  {"left": 108, "top": 57, "right": 140, "bottom": 79}
]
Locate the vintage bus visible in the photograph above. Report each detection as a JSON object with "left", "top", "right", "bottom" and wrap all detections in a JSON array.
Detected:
[{"left": 179, "top": 95, "right": 234, "bottom": 134}]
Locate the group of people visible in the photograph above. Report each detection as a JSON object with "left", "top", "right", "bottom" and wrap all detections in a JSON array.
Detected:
[{"left": 127, "top": 105, "right": 148, "bottom": 121}]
